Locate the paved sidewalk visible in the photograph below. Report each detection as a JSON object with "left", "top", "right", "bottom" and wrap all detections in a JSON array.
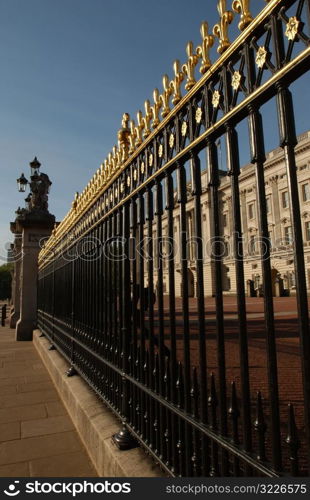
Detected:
[{"left": 0, "top": 323, "right": 97, "bottom": 477}]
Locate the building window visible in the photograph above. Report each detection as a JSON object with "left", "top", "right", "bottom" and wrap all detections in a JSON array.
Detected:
[
  {"left": 248, "top": 203, "right": 255, "bottom": 220},
  {"left": 282, "top": 191, "right": 289, "bottom": 208},
  {"left": 223, "top": 213, "right": 227, "bottom": 227},
  {"left": 305, "top": 221, "right": 310, "bottom": 241},
  {"left": 302, "top": 183, "right": 310, "bottom": 202},
  {"left": 284, "top": 226, "right": 293, "bottom": 245},
  {"left": 266, "top": 197, "right": 271, "bottom": 214}
]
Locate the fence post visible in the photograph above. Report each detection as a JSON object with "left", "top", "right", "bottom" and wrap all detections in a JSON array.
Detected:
[
  {"left": 112, "top": 201, "right": 137, "bottom": 450},
  {"left": 1, "top": 305, "right": 7, "bottom": 326}
]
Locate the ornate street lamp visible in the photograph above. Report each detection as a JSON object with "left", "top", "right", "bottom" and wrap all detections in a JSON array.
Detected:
[
  {"left": 29, "top": 156, "right": 41, "bottom": 177},
  {"left": 17, "top": 173, "right": 28, "bottom": 193},
  {"left": 16, "top": 157, "right": 52, "bottom": 213}
]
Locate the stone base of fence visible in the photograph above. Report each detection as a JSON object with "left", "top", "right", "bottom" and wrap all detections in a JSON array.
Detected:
[{"left": 33, "top": 329, "right": 164, "bottom": 478}]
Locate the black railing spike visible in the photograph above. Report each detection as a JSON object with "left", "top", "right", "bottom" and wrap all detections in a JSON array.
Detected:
[
  {"left": 190, "top": 366, "right": 200, "bottom": 476},
  {"left": 176, "top": 362, "right": 184, "bottom": 409},
  {"left": 191, "top": 367, "right": 199, "bottom": 419},
  {"left": 254, "top": 391, "right": 267, "bottom": 462},
  {"left": 208, "top": 372, "right": 218, "bottom": 429},
  {"left": 286, "top": 403, "right": 300, "bottom": 476},
  {"left": 144, "top": 349, "right": 149, "bottom": 386},
  {"left": 128, "top": 343, "right": 133, "bottom": 375},
  {"left": 228, "top": 381, "right": 240, "bottom": 445},
  {"left": 164, "top": 356, "right": 170, "bottom": 400},
  {"left": 153, "top": 352, "right": 159, "bottom": 394},
  {"left": 208, "top": 373, "right": 219, "bottom": 476},
  {"left": 135, "top": 345, "right": 140, "bottom": 380}
]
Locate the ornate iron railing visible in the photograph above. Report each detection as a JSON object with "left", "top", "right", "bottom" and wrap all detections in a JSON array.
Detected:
[{"left": 38, "top": 0, "right": 310, "bottom": 476}]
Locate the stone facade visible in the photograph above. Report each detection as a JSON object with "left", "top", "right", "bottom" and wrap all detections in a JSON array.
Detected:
[{"left": 149, "top": 131, "right": 310, "bottom": 297}]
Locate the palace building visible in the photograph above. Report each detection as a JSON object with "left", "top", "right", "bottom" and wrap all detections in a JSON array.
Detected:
[{"left": 152, "top": 130, "right": 310, "bottom": 297}]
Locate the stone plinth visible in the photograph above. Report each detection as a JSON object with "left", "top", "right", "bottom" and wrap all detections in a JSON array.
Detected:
[
  {"left": 13, "top": 211, "right": 55, "bottom": 341},
  {"left": 9, "top": 228, "right": 22, "bottom": 329}
]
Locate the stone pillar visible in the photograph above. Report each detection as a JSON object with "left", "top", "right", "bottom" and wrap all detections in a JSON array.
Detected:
[
  {"left": 14, "top": 213, "right": 54, "bottom": 341},
  {"left": 9, "top": 232, "right": 22, "bottom": 328},
  {"left": 269, "top": 175, "right": 281, "bottom": 244},
  {"left": 240, "top": 189, "right": 248, "bottom": 251}
]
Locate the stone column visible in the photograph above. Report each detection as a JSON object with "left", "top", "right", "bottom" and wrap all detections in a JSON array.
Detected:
[
  {"left": 226, "top": 195, "right": 233, "bottom": 237},
  {"left": 269, "top": 175, "right": 281, "bottom": 244},
  {"left": 14, "top": 212, "right": 54, "bottom": 341},
  {"left": 240, "top": 189, "right": 248, "bottom": 252},
  {"left": 9, "top": 231, "right": 22, "bottom": 328}
]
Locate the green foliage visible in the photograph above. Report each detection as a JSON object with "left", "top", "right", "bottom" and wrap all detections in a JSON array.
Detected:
[{"left": 0, "top": 263, "right": 13, "bottom": 300}]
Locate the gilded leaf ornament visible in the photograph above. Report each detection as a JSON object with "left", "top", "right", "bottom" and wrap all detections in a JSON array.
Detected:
[
  {"left": 182, "top": 41, "right": 199, "bottom": 90},
  {"left": 213, "top": 0, "right": 234, "bottom": 54},
  {"left": 255, "top": 46, "right": 267, "bottom": 68},
  {"left": 232, "top": 0, "right": 253, "bottom": 31},
  {"left": 212, "top": 90, "right": 221, "bottom": 108},
  {"left": 195, "top": 107, "right": 202, "bottom": 123},
  {"left": 181, "top": 121, "right": 188, "bottom": 136},
  {"left": 196, "top": 22, "right": 214, "bottom": 74},
  {"left": 231, "top": 71, "right": 241, "bottom": 90},
  {"left": 285, "top": 16, "right": 300, "bottom": 41},
  {"left": 170, "top": 60, "right": 184, "bottom": 105}
]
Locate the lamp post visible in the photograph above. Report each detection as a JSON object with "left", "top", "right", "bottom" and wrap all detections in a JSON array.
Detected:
[
  {"left": 16, "top": 157, "right": 52, "bottom": 213},
  {"left": 13, "top": 156, "right": 55, "bottom": 341}
]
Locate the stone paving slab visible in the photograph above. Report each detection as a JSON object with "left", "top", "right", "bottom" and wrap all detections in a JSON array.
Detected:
[{"left": 0, "top": 324, "right": 97, "bottom": 477}]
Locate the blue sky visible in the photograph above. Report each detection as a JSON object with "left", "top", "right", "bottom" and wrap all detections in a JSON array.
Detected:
[{"left": 0, "top": 0, "right": 309, "bottom": 258}]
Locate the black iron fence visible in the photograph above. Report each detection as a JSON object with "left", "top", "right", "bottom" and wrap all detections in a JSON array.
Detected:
[
  {"left": 1, "top": 304, "right": 7, "bottom": 326},
  {"left": 38, "top": 0, "right": 310, "bottom": 476}
]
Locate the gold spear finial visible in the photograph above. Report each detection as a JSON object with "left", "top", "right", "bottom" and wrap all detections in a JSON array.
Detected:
[
  {"left": 196, "top": 22, "right": 214, "bottom": 74},
  {"left": 143, "top": 99, "right": 153, "bottom": 137},
  {"left": 104, "top": 159, "right": 109, "bottom": 182},
  {"left": 118, "top": 112, "right": 130, "bottom": 162},
  {"left": 232, "top": 0, "right": 253, "bottom": 31},
  {"left": 135, "top": 111, "right": 144, "bottom": 146},
  {"left": 160, "top": 74, "right": 172, "bottom": 117},
  {"left": 151, "top": 88, "right": 162, "bottom": 128},
  {"left": 72, "top": 191, "right": 79, "bottom": 210},
  {"left": 129, "top": 119, "right": 137, "bottom": 153},
  {"left": 113, "top": 144, "right": 121, "bottom": 171},
  {"left": 213, "top": 0, "right": 234, "bottom": 54},
  {"left": 182, "top": 41, "right": 199, "bottom": 90},
  {"left": 107, "top": 152, "right": 113, "bottom": 179},
  {"left": 170, "top": 59, "right": 184, "bottom": 105}
]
